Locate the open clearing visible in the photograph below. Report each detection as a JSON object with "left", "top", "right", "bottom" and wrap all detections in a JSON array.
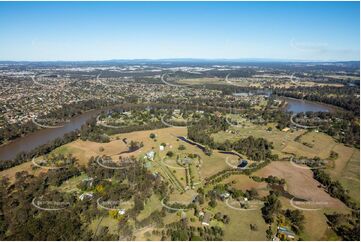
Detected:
[
  {"left": 296, "top": 132, "right": 337, "bottom": 159},
  {"left": 178, "top": 77, "right": 224, "bottom": 85},
  {"left": 301, "top": 210, "right": 339, "bottom": 241},
  {"left": 254, "top": 161, "right": 348, "bottom": 210},
  {"left": 219, "top": 174, "right": 269, "bottom": 197},
  {"left": 137, "top": 194, "right": 162, "bottom": 221},
  {"left": 215, "top": 201, "right": 268, "bottom": 241},
  {"left": 89, "top": 215, "right": 119, "bottom": 236},
  {"left": 337, "top": 149, "right": 360, "bottom": 203}
]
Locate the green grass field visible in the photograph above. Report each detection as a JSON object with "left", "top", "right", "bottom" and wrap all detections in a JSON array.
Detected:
[
  {"left": 338, "top": 149, "right": 360, "bottom": 203},
  {"left": 215, "top": 201, "right": 268, "bottom": 241},
  {"left": 89, "top": 215, "right": 119, "bottom": 236},
  {"left": 137, "top": 194, "right": 162, "bottom": 221}
]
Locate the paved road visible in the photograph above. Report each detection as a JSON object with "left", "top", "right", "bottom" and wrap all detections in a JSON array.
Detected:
[{"left": 290, "top": 114, "right": 317, "bottom": 129}]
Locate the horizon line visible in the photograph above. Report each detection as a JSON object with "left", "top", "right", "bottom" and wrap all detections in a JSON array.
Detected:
[{"left": 0, "top": 58, "right": 359, "bottom": 63}]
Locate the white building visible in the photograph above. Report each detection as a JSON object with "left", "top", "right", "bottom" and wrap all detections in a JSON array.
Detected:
[
  {"left": 145, "top": 150, "right": 155, "bottom": 161},
  {"left": 118, "top": 209, "right": 126, "bottom": 215},
  {"left": 79, "top": 192, "right": 94, "bottom": 201}
]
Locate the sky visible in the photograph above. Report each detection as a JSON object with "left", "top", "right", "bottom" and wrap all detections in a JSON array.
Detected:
[{"left": 0, "top": 1, "right": 359, "bottom": 61}]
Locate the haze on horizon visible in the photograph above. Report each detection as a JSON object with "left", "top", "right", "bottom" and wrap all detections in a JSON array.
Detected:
[{"left": 0, "top": 1, "right": 359, "bottom": 62}]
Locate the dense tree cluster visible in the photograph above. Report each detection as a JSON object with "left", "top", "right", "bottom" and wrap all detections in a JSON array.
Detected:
[
  {"left": 251, "top": 175, "right": 286, "bottom": 185},
  {"left": 284, "top": 209, "right": 305, "bottom": 234},
  {"left": 325, "top": 212, "right": 360, "bottom": 241},
  {"left": 165, "top": 220, "right": 224, "bottom": 241},
  {"left": 261, "top": 192, "right": 305, "bottom": 238},
  {"left": 0, "top": 170, "right": 91, "bottom": 240},
  {"left": 261, "top": 192, "right": 281, "bottom": 224},
  {"left": 232, "top": 136, "right": 275, "bottom": 161},
  {"left": 0, "top": 155, "right": 169, "bottom": 240},
  {"left": 188, "top": 114, "right": 229, "bottom": 149}
]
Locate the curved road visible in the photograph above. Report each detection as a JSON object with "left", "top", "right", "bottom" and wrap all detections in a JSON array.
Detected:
[
  {"left": 225, "top": 198, "right": 261, "bottom": 211},
  {"left": 32, "top": 117, "right": 66, "bottom": 129},
  {"left": 290, "top": 114, "right": 317, "bottom": 129},
  {"left": 160, "top": 73, "right": 192, "bottom": 88}
]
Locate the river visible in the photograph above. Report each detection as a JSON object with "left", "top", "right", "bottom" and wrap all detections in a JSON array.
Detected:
[
  {"left": 0, "top": 109, "right": 101, "bottom": 161},
  {"left": 282, "top": 97, "right": 335, "bottom": 113}
]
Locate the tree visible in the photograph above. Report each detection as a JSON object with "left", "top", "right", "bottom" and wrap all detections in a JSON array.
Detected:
[
  {"left": 208, "top": 198, "right": 217, "bottom": 208},
  {"left": 261, "top": 192, "right": 281, "bottom": 224},
  {"left": 250, "top": 224, "right": 258, "bottom": 231},
  {"left": 149, "top": 133, "right": 156, "bottom": 139},
  {"left": 134, "top": 195, "right": 144, "bottom": 213},
  {"left": 266, "top": 226, "right": 273, "bottom": 239},
  {"left": 222, "top": 215, "right": 230, "bottom": 224},
  {"left": 204, "top": 146, "right": 212, "bottom": 156},
  {"left": 284, "top": 209, "right": 305, "bottom": 233}
]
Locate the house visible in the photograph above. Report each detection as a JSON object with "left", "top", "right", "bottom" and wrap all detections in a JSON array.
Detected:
[
  {"left": 118, "top": 209, "right": 126, "bottom": 215},
  {"left": 79, "top": 192, "right": 94, "bottom": 201},
  {"left": 173, "top": 109, "right": 181, "bottom": 115},
  {"left": 82, "top": 177, "right": 94, "bottom": 188},
  {"left": 145, "top": 150, "right": 155, "bottom": 161},
  {"left": 220, "top": 192, "right": 230, "bottom": 199},
  {"left": 180, "top": 157, "right": 192, "bottom": 165},
  {"left": 282, "top": 127, "right": 290, "bottom": 132},
  {"left": 159, "top": 145, "right": 165, "bottom": 151},
  {"left": 181, "top": 211, "right": 187, "bottom": 219},
  {"left": 202, "top": 213, "right": 211, "bottom": 226},
  {"left": 277, "top": 226, "right": 295, "bottom": 240}
]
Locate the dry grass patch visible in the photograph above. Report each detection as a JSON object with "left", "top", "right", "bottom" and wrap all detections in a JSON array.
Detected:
[
  {"left": 297, "top": 132, "right": 336, "bottom": 159},
  {"left": 328, "top": 144, "right": 355, "bottom": 177},
  {"left": 169, "top": 190, "right": 197, "bottom": 204},
  {"left": 220, "top": 174, "right": 268, "bottom": 191},
  {"left": 254, "top": 161, "right": 348, "bottom": 210},
  {"left": 178, "top": 77, "right": 224, "bottom": 85},
  {"left": 301, "top": 210, "right": 338, "bottom": 240}
]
